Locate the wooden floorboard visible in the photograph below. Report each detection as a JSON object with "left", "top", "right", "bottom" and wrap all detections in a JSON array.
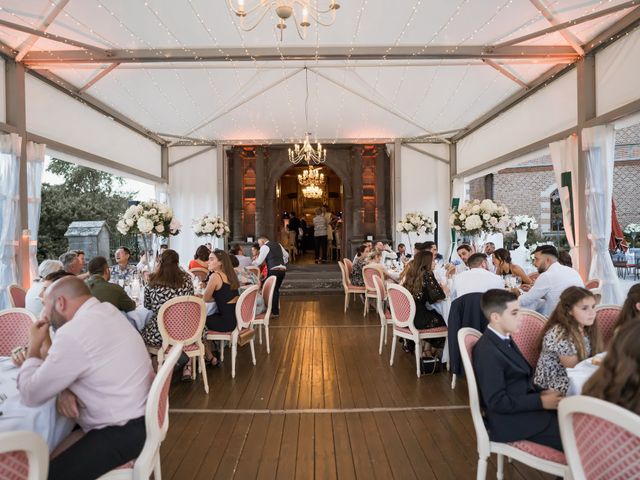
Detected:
[{"left": 162, "top": 294, "right": 557, "bottom": 479}]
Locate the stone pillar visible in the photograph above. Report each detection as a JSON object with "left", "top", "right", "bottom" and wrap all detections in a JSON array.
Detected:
[
  {"left": 350, "top": 147, "right": 363, "bottom": 254},
  {"left": 255, "top": 148, "right": 266, "bottom": 238},
  {"left": 263, "top": 147, "right": 276, "bottom": 240},
  {"left": 375, "top": 146, "right": 387, "bottom": 239},
  {"left": 230, "top": 149, "right": 243, "bottom": 242}
]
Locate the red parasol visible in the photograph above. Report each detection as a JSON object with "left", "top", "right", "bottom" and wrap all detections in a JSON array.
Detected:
[{"left": 610, "top": 199, "right": 628, "bottom": 252}]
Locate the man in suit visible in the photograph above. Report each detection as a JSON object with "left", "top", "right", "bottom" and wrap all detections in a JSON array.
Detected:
[{"left": 472, "top": 289, "right": 564, "bottom": 451}]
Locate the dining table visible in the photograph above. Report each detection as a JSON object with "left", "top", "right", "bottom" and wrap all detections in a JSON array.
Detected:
[
  {"left": 0, "top": 357, "right": 75, "bottom": 451},
  {"left": 566, "top": 352, "right": 606, "bottom": 396}
]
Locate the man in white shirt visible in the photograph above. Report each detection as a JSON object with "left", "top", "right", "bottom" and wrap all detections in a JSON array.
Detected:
[
  {"left": 17, "top": 276, "right": 154, "bottom": 480},
  {"left": 517, "top": 245, "right": 584, "bottom": 317},
  {"left": 375, "top": 241, "right": 398, "bottom": 264},
  {"left": 484, "top": 242, "right": 497, "bottom": 273},
  {"left": 451, "top": 253, "right": 505, "bottom": 299},
  {"left": 230, "top": 243, "right": 253, "bottom": 267},
  {"left": 254, "top": 236, "right": 289, "bottom": 317}
]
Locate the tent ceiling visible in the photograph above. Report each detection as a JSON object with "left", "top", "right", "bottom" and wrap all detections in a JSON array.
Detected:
[{"left": 0, "top": 0, "right": 638, "bottom": 144}]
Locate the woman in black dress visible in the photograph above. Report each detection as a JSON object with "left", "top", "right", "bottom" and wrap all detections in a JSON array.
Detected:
[{"left": 203, "top": 250, "right": 240, "bottom": 333}]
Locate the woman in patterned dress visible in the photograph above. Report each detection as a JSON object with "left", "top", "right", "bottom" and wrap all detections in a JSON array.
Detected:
[{"left": 534, "top": 286, "right": 602, "bottom": 394}]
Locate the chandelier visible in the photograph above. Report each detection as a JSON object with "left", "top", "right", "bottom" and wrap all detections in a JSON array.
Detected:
[
  {"left": 298, "top": 165, "right": 324, "bottom": 187},
  {"left": 302, "top": 184, "right": 323, "bottom": 199},
  {"left": 227, "top": 1, "right": 341, "bottom": 41},
  {"left": 288, "top": 68, "right": 327, "bottom": 165}
]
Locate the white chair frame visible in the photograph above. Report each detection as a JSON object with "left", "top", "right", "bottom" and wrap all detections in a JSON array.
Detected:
[
  {"left": 372, "top": 275, "right": 392, "bottom": 355},
  {"left": 8, "top": 284, "right": 27, "bottom": 308},
  {"left": 558, "top": 395, "right": 640, "bottom": 480},
  {"left": 253, "top": 276, "right": 276, "bottom": 354},
  {"left": 0, "top": 431, "right": 49, "bottom": 480},
  {"left": 362, "top": 265, "right": 383, "bottom": 316},
  {"left": 206, "top": 285, "right": 259, "bottom": 378},
  {"left": 337, "top": 260, "right": 365, "bottom": 313},
  {"left": 457, "top": 327, "right": 571, "bottom": 480}
]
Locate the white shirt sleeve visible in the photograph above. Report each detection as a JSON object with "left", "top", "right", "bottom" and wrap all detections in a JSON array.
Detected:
[
  {"left": 281, "top": 244, "right": 289, "bottom": 264},
  {"left": 253, "top": 244, "right": 270, "bottom": 266},
  {"left": 519, "top": 274, "right": 550, "bottom": 310}
]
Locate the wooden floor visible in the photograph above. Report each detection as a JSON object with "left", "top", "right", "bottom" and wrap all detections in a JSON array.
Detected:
[{"left": 163, "top": 294, "right": 553, "bottom": 479}]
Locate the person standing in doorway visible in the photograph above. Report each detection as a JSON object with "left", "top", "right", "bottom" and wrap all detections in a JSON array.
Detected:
[
  {"left": 313, "top": 207, "right": 328, "bottom": 263},
  {"left": 288, "top": 211, "right": 301, "bottom": 253},
  {"left": 253, "top": 236, "right": 289, "bottom": 317}
]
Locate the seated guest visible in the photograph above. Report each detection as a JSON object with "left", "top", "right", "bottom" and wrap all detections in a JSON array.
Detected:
[
  {"left": 230, "top": 243, "right": 253, "bottom": 267},
  {"left": 59, "top": 251, "right": 83, "bottom": 276},
  {"left": 230, "top": 254, "right": 265, "bottom": 313},
  {"left": 86, "top": 256, "right": 136, "bottom": 312},
  {"left": 203, "top": 250, "right": 240, "bottom": 336},
  {"left": 517, "top": 245, "right": 584, "bottom": 317},
  {"left": 614, "top": 283, "right": 640, "bottom": 333},
  {"left": 353, "top": 241, "right": 371, "bottom": 262},
  {"left": 451, "top": 253, "right": 504, "bottom": 299},
  {"left": 110, "top": 246, "right": 137, "bottom": 284},
  {"left": 534, "top": 287, "right": 602, "bottom": 394},
  {"left": 583, "top": 320, "right": 640, "bottom": 414},
  {"left": 557, "top": 249, "right": 573, "bottom": 268},
  {"left": 447, "top": 244, "right": 472, "bottom": 275},
  {"left": 401, "top": 251, "right": 447, "bottom": 354},
  {"left": 251, "top": 242, "right": 267, "bottom": 281},
  {"left": 484, "top": 242, "right": 496, "bottom": 273},
  {"left": 17, "top": 276, "right": 154, "bottom": 480},
  {"left": 350, "top": 245, "right": 367, "bottom": 287},
  {"left": 396, "top": 243, "right": 411, "bottom": 262},
  {"left": 375, "top": 241, "right": 397, "bottom": 264},
  {"left": 25, "top": 259, "right": 63, "bottom": 316},
  {"left": 473, "top": 289, "right": 563, "bottom": 450},
  {"left": 73, "top": 250, "right": 86, "bottom": 272},
  {"left": 188, "top": 245, "right": 210, "bottom": 270},
  {"left": 492, "top": 248, "right": 532, "bottom": 285}
]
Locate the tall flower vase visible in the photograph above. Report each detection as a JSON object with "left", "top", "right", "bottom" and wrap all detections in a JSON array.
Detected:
[
  {"left": 140, "top": 233, "right": 157, "bottom": 271},
  {"left": 406, "top": 232, "right": 416, "bottom": 254},
  {"left": 512, "top": 228, "right": 529, "bottom": 270},
  {"left": 471, "top": 233, "right": 487, "bottom": 253},
  {"left": 516, "top": 228, "right": 528, "bottom": 248}
]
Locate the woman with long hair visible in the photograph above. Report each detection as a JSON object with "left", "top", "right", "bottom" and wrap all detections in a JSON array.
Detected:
[
  {"left": 492, "top": 248, "right": 532, "bottom": 285},
  {"left": 534, "top": 286, "right": 602, "bottom": 394},
  {"left": 203, "top": 250, "right": 240, "bottom": 334},
  {"left": 350, "top": 245, "right": 367, "bottom": 287},
  {"left": 188, "top": 245, "right": 210, "bottom": 270},
  {"left": 616, "top": 283, "right": 640, "bottom": 332},
  {"left": 582, "top": 320, "right": 640, "bottom": 415}
]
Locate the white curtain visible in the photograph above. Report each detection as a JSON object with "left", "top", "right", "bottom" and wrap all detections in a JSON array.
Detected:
[
  {"left": 449, "top": 177, "right": 467, "bottom": 260},
  {"left": 582, "top": 125, "right": 623, "bottom": 305},
  {"left": 549, "top": 135, "right": 579, "bottom": 264},
  {"left": 0, "top": 133, "right": 22, "bottom": 309},
  {"left": 27, "top": 142, "right": 46, "bottom": 283}
]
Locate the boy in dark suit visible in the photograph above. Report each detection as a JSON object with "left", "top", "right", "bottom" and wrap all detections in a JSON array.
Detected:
[{"left": 472, "top": 289, "right": 564, "bottom": 451}]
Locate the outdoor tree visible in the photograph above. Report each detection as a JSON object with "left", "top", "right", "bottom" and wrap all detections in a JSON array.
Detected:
[{"left": 38, "top": 159, "right": 135, "bottom": 261}]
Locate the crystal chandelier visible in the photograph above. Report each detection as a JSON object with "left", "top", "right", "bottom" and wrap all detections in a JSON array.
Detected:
[
  {"left": 302, "top": 184, "right": 323, "bottom": 199},
  {"left": 227, "top": 1, "right": 340, "bottom": 41},
  {"left": 288, "top": 68, "right": 327, "bottom": 165},
  {"left": 298, "top": 165, "right": 324, "bottom": 187}
]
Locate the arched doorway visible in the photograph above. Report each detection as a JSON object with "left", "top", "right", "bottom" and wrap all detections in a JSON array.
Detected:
[{"left": 275, "top": 164, "right": 344, "bottom": 262}]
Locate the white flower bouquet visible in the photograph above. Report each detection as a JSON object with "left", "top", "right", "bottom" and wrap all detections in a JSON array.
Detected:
[
  {"left": 116, "top": 200, "right": 180, "bottom": 237},
  {"left": 513, "top": 215, "right": 539, "bottom": 231},
  {"left": 623, "top": 223, "right": 640, "bottom": 235},
  {"left": 192, "top": 214, "right": 230, "bottom": 238},
  {"left": 396, "top": 211, "right": 436, "bottom": 235},
  {"left": 449, "top": 199, "right": 513, "bottom": 236}
]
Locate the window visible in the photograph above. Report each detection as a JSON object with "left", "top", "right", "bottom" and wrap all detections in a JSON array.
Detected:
[{"left": 550, "top": 189, "right": 564, "bottom": 231}]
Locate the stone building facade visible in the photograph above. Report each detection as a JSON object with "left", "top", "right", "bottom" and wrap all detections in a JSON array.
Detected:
[{"left": 469, "top": 124, "right": 640, "bottom": 232}]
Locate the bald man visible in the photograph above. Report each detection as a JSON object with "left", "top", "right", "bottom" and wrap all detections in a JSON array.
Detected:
[{"left": 17, "top": 276, "right": 154, "bottom": 480}]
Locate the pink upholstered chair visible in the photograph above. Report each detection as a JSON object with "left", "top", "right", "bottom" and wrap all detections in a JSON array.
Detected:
[
  {"left": 373, "top": 274, "right": 392, "bottom": 355},
  {"left": 511, "top": 309, "right": 547, "bottom": 369},
  {"left": 342, "top": 258, "right": 353, "bottom": 278},
  {"left": 0, "top": 308, "right": 37, "bottom": 356},
  {"left": 8, "top": 284, "right": 26, "bottom": 309},
  {"left": 337, "top": 260, "right": 365, "bottom": 313},
  {"left": 98, "top": 342, "right": 183, "bottom": 480},
  {"left": 584, "top": 278, "right": 601, "bottom": 291},
  {"left": 595, "top": 304, "right": 621, "bottom": 347},
  {"left": 188, "top": 267, "right": 208, "bottom": 282},
  {"left": 157, "top": 296, "right": 209, "bottom": 394},
  {"left": 387, "top": 284, "right": 448, "bottom": 378},
  {"left": 457, "top": 328, "right": 570, "bottom": 480},
  {"left": 559, "top": 395, "right": 640, "bottom": 480},
  {"left": 254, "top": 275, "right": 276, "bottom": 354},
  {"left": 0, "top": 431, "right": 48, "bottom": 480},
  {"left": 362, "top": 265, "right": 383, "bottom": 316},
  {"left": 245, "top": 266, "right": 261, "bottom": 286},
  {"left": 206, "top": 285, "right": 259, "bottom": 378}
]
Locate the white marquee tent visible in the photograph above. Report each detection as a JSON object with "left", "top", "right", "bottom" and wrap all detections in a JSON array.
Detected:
[{"left": 1, "top": 0, "right": 639, "bottom": 306}]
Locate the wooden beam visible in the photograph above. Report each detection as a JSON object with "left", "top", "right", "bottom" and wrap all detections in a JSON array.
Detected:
[
  {"left": 77, "top": 63, "right": 120, "bottom": 93},
  {"left": 15, "top": 0, "right": 71, "bottom": 62},
  {"left": 583, "top": 6, "right": 640, "bottom": 53},
  {"left": 529, "top": 0, "right": 585, "bottom": 55},
  {"left": 584, "top": 97, "right": 640, "bottom": 128},
  {"left": 482, "top": 59, "right": 529, "bottom": 89}
]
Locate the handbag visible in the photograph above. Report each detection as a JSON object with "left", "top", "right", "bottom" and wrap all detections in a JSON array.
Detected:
[
  {"left": 420, "top": 355, "right": 443, "bottom": 375},
  {"left": 238, "top": 328, "right": 255, "bottom": 347}
]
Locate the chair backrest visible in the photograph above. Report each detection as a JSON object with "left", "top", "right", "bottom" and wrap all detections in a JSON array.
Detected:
[
  {"left": 246, "top": 266, "right": 261, "bottom": 279},
  {"left": 235, "top": 285, "right": 259, "bottom": 330},
  {"left": 0, "top": 431, "right": 49, "bottom": 480},
  {"left": 595, "top": 304, "right": 621, "bottom": 347},
  {"left": 134, "top": 342, "right": 183, "bottom": 479},
  {"left": 188, "top": 268, "right": 208, "bottom": 281},
  {"left": 337, "top": 260, "right": 349, "bottom": 289},
  {"left": 584, "top": 278, "right": 601, "bottom": 291},
  {"left": 8, "top": 284, "right": 26, "bottom": 309},
  {"left": 386, "top": 284, "right": 416, "bottom": 333},
  {"left": 157, "top": 296, "right": 206, "bottom": 347},
  {"left": 558, "top": 395, "right": 640, "bottom": 480},
  {"left": 372, "top": 275, "right": 387, "bottom": 326},
  {"left": 261, "top": 275, "right": 277, "bottom": 318},
  {"left": 343, "top": 258, "right": 353, "bottom": 276},
  {"left": 457, "top": 328, "right": 490, "bottom": 452},
  {"left": 511, "top": 309, "right": 547, "bottom": 369},
  {"left": 0, "top": 309, "right": 37, "bottom": 356},
  {"left": 362, "top": 265, "right": 383, "bottom": 293}
]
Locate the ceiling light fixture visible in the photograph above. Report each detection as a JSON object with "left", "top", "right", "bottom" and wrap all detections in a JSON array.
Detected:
[
  {"left": 227, "top": 0, "right": 340, "bottom": 41},
  {"left": 302, "top": 184, "right": 323, "bottom": 199},
  {"left": 298, "top": 165, "right": 324, "bottom": 186}
]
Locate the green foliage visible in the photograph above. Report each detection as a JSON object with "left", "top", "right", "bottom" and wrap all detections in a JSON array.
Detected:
[{"left": 38, "top": 159, "right": 136, "bottom": 261}]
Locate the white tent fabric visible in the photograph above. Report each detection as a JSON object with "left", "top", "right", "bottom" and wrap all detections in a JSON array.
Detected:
[
  {"left": 27, "top": 141, "right": 46, "bottom": 283},
  {"left": 0, "top": 133, "right": 21, "bottom": 309},
  {"left": 582, "top": 125, "right": 623, "bottom": 305},
  {"left": 549, "top": 134, "right": 579, "bottom": 265}
]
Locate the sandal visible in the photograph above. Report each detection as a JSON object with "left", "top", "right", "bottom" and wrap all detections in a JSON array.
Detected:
[
  {"left": 205, "top": 353, "right": 221, "bottom": 368},
  {"left": 181, "top": 363, "right": 194, "bottom": 382}
]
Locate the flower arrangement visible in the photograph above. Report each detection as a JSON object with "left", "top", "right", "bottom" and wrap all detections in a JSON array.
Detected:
[
  {"left": 513, "top": 214, "right": 539, "bottom": 231},
  {"left": 623, "top": 223, "right": 640, "bottom": 235},
  {"left": 117, "top": 200, "right": 180, "bottom": 237},
  {"left": 449, "top": 199, "right": 513, "bottom": 236},
  {"left": 396, "top": 211, "right": 436, "bottom": 235},
  {"left": 192, "top": 214, "right": 230, "bottom": 238}
]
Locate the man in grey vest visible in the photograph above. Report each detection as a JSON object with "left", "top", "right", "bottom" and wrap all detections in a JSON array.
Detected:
[{"left": 253, "top": 235, "right": 289, "bottom": 317}]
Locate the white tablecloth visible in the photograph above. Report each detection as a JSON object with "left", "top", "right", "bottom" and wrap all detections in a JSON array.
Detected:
[
  {"left": 0, "top": 358, "right": 74, "bottom": 451},
  {"left": 567, "top": 352, "right": 606, "bottom": 396}
]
